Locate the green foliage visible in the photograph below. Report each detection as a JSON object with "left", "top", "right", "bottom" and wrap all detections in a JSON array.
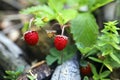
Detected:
[
  {"left": 71, "top": 12, "right": 99, "bottom": 54},
  {"left": 90, "top": 63, "right": 111, "bottom": 80},
  {"left": 90, "top": 0, "right": 113, "bottom": 11},
  {"left": 4, "top": 66, "right": 24, "bottom": 80},
  {"left": 27, "top": 75, "right": 36, "bottom": 80},
  {"left": 88, "top": 21, "right": 120, "bottom": 71},
  {"left": 83, "top": 76, "right": 89, "bottom": 80},
  {"left": 21, "top": 22, "right": 29, "bottom": 33},
  {"left": 20, "top": 0, "right": 113, "bottom": 27},
  {"left": 46, "top": 45, "right": 77, "bottom": 65}
]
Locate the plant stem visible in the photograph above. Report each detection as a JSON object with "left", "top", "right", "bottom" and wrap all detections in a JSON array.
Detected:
[
  {"left": 99, "top": 64, "right": 104, "bottom": 75},
  {"left": 61, "top": 25, "right": 70, "bottom": 35},
  {"left": 61, "top": 25, "right": 65, "bottom": 35},
  {"left": 28, "top": 18, "right": 34, "bottom": 31}
]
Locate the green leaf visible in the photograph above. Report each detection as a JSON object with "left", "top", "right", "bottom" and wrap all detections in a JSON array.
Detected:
[
  {"left": 110, "top": 42, "right": 120, "bottom": 50},
  {"left": 21, "top": 22, "right": 29, "bottom": 33},
  {"left": 90, "top": 63, "right": 98, "bottom": 75},
  {"left": 91, "top": 0, "right": 113, "bottom": 11},
  {"left": 46, "top": 48, "right": 61, "bottom": 65},
  {"left": 27, "top": 75, "right": 36, "bottom": 80},
  {"left": 66, "top": 0, "right": 79, "bottom": 8},
  {"left": 5, "top": 71, "right": 15, "bottom": 75},
  {"left": 60, "top": 45, "right": 77, "bottom": 63},
  {"left": 58, "top": 9, "right": 78, "bottom": 24},
  {"left": 103, "top": 62, "right": 113, "bottom": 71},
  {"left": 20, "top": 5, "right": 54, "bottom": 15},
  {"left": 110, "top": 53, "right": 120, "bottom": 64},
  {"left": 101, "top": 45, "right": 113, "bottom": 56},
  {"left": 34, "top": 18, "right": 45, "bottom": 27},
  {"left": 85, "top": 48, "right": 98, "bottom": 57},
  {"left": 46, "top": 45, "right": 77, "bottom": 65},
  {"left": 16, "top": 66, "right": 24, "bottom": 73},
  {"left": 48, "top": 0, "right": 65, "bottom": 12},
  {"left": 71, "top": 12, "right": 99, "bottom": 54},
  {"left": 100, "top": 70, "right": 111, "bottom": 78},
  {"left": 89, "top": 57, "right": 102, "bottom": 63},
  {"left": 83, "top": 76, "right": 89, "bottom": 80}
]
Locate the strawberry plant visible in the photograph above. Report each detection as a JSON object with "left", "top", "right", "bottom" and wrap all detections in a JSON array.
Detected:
[
  {"left": 20, "top": 0, "right": 118, "bottom": 79},
  {"left": 4, "top": 66, "right": 24, "bottom": 80}
]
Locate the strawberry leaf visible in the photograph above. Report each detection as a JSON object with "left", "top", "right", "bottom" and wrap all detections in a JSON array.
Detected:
[
  {"left": 71, "top": 12, "right": 99, "bottom": 54},
  {"left": 91, "top": 0, "right": 113, "bottom": 11},
  {"left": 46, "top": 45, "right": 77, "bottom": 65}
]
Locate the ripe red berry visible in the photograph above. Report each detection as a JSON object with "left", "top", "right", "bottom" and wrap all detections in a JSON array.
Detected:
[
  {"left": 54, "top": 35, "right": 68, "bottom": 51},
  {"left": 80, "top": 63, "right": 91, "bottom": 76},
  {"left": 24, "top": 31, "right": 39, "bottom": 46}
]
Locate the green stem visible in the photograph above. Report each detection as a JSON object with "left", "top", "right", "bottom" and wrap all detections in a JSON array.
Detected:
[{"left": 99, "top": 64, "right": 104, "bottom": 75}]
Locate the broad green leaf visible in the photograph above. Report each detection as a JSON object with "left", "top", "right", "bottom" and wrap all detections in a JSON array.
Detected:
[
  {"left": 59, "top": 9, "right": 78, "bottom": 24},
  {"left": 89, "top": 57, "right": 102, "bottom": 63},
  {"left": 100, "top": 70, "right": 111, "bottom": 78},
  {"left": 46, "top": 45, "right": 77, "bottom": 65},
  {"left": 71, "top": 12, "right": 99, "bottom": 54},
  {"left": 61, "top": 45, "right": 77, "bottom": 62},
  {"left": 20, "top": 5, "right": 54, "bottom": 15},
  {"left": 34, "top": 18, "right": 45, "bottom": 27},
  {"left": 91, "top": 0, "right": 113, "bottom": 11},
  {"left": 46, "top": 48, "right": 61, "bottom": 65},
  {"left": 66, "top": 0, "right": 79, "bottom": 8},
  {"left": 110, "top": 53, "right": 120, "bottom": 64},
  {"left": 48, "top": 0, "right": 65, "bottom": 12}
]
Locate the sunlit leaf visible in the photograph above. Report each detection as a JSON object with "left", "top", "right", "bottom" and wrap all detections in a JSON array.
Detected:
[
  {"left": 91, "top": 0, "right": 113, "bottom": 11},
  {"left": 110, "top": 53, "right": 120, "bottom": 64},
  {"left": 71, "top": 12, "right": 99, "bottom": 54}
]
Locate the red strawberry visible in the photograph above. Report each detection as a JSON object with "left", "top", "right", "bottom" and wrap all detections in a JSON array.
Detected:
[
  {"left": 54, "top": 35, "right": 68, "bottom": 51},
  {"left": 80, "top": 62, "right": 91, "bottom": 76},
  {"left": 24, "top": 31, "right": 39, "bottom": 46}
]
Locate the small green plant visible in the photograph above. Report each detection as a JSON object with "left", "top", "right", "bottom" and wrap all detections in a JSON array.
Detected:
[
  {"left": 4, "top": 66, "right": 24, "bottom": 80},
  {"left": 88, "top": 21, "right": 120, "bottom": 71},
  {"left": 90, "top": 63, "right": 111, "bottom": 80}
]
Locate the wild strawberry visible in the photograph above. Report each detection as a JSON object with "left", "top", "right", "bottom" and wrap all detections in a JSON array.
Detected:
[
  {"left": 54, "top": 35, "right": 68, "bottom": 51},
  {"left": 80, "top": 62, "right": 91, "bottom": 76},
  {"left": 24, "top": 31, "right": 39, "bottom": 46}
]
